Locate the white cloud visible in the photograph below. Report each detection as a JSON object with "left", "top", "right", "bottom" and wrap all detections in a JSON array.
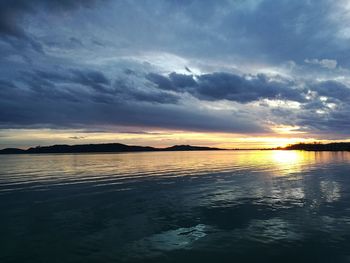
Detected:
[{"left": 304, "top": 58, "right": 338, "bottom": 69}]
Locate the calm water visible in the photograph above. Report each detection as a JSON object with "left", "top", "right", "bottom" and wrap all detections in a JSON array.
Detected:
[{"left": 1, "top": 150, "right": 350, "bottom": 262}]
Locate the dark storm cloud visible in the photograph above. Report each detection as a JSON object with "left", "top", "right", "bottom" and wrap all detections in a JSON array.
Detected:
[
  {"left": 3, "top": 64, "right": 350, "bottom": 135},
  {"left": 1, "top": 0, "right": 350, "bottom": 138},
  {"left": 70, "top": 69, "right": 111, "bottom": 93},
  {"left": 0, "top": 0, "right": 104, "bottom": 54},
  {"left": 299, "top": 81, "right": 350, "bottom": 134},
  {"left": 195, "top": 73, "right": 306, "bottom": 103},
  {"left": 220, "top": 0, "right": 334, "bottom": 63},
  {"left": 146, "top": 73, "right": 175, "bottom": 91},
  {"left": 95, "top": 0, "right": 343, "bottom": 65},
  {"left": 266, "top": 79, "right": 350, "bottom": 135},
  {"left": 19, "top": 69, "right": 179, "bottom": 105},
  {"left": 169, "top": 73, "right": 197, "bottom": 90},
  {"left": 0, "top": 0, "right": 102, "bottom": 37},
  {"left": 148, "top": 72, "right": 306, "bottom": 103},
  {"left": 0, "top": 72, "right": 265, "bottom": 133},
  {"left": 0, "top": 0, "right": 346, "bottom": 64},
  {"left": 296, "top": 108, "right": 350, "bottom": 135},
  {"left": 310, "top": 80, "right": 350, "bottom": 101}
]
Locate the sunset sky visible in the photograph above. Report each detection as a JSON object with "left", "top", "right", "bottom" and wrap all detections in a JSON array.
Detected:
[{"left": 1, "top": 0, "right": 350, "bottom": 149}]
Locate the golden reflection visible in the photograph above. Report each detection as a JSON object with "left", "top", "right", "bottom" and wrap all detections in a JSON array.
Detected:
[
  {"left": 272, "top": 150, "right": 302, "bottom": 164},
  {"left": 270, "top": 150, "right": 304, "bottom": 176},
  {"left": 211, "top": 150, "right": 339, "bottom": 178}
]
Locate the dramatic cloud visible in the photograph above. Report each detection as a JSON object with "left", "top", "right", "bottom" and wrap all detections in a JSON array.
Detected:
[
  {"left": 0, "top": 67, "right": 265, "bottom": 134},
  {"left": 0, "top": 0, "right": 102, "bottom": 37},
  {"left": 148, "top": 72, "right": 306, "bottom": 103},
  {"left": 1, "top": 0, "right": 350, "bottom": 146},
  {"left": 310, "top": 80, "right": 350, "bottom": 100}
]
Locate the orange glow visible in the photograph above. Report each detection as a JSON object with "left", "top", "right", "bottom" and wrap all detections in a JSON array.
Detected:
[
  {"left": 271, "top": 125, "right": 305, "bottom": 135},
  {"left": 0, "top": 128, "right": 349, "bottom": 149}
]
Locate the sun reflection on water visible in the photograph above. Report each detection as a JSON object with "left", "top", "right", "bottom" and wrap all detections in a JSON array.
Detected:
[
  {"left": 2, "top": 150, "right": 350, "bottom": 262},
  {"left": 272, "top": 150, "right": 301, "bottom": 164},
  {"left": 268, "top": 150, "right": 306, "bottom": 176}
]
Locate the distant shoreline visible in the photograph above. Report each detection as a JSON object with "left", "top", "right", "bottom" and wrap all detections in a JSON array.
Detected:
[
  {"left": 1, "top": 142, "right": 350, "bottom": 155},
  {"left": 0, "top": 143, "right": 224, "bottom": 155},
  {"left": 281, "top": 142, "right": 350, "bottom": 152}
]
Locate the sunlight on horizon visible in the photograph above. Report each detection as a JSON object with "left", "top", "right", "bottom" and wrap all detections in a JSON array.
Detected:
[{"left": 0, "top": 128, "right": 344, "bottom": 150}]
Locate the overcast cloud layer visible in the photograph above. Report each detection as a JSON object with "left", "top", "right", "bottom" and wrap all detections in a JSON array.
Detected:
[{"left": 1, "top": 0, "right": 350, "bottom": 141}]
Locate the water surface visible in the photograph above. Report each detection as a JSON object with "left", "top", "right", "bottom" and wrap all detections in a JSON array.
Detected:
[{"left": 1, "top": 150, "right": 350, "bottom": 262}]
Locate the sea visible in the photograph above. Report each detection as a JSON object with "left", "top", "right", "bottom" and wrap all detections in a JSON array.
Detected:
[{"left": 1, "top": 150, "right": 350, "bottom": 262}]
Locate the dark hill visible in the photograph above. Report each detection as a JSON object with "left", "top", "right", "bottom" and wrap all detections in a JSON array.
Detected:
[
  {"left": 0, "top": 143, "right": 223, "bottom": 154},
  {"left": 164, "top": 145, "right": 221, "bottom": 151},
  {"left": 0, "top": 148, "right": 26, "bottom": 154},
  {"left": 25, "top": 143, "right": 155, "bottom": 154},
  {"left": 284, "top": 142, "right": 350, "bottom": 151}
]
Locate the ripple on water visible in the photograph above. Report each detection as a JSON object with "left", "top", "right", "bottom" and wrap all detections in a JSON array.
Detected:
[{"left": 1, "top": 151, "right": 350, "bottom": 262}]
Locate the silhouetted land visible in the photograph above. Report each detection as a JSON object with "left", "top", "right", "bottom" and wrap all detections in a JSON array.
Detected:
[
  {"left": 0, "top": 143, "right": 222, "bottom": 154},
  {"left": 283, "top": 142, "right": 350, "bottom": 151},
  {"left": 2, "top": 142, "right": 350, "bottom": 154}
]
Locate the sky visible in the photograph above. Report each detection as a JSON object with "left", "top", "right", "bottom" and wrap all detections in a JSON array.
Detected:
[{"left": 1, "top": 0, "right": 350, "bottom": 149}]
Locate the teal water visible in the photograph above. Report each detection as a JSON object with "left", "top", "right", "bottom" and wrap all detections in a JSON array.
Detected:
[{"left": 1, "top": 150, "right": 350, "bottom": 262}]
